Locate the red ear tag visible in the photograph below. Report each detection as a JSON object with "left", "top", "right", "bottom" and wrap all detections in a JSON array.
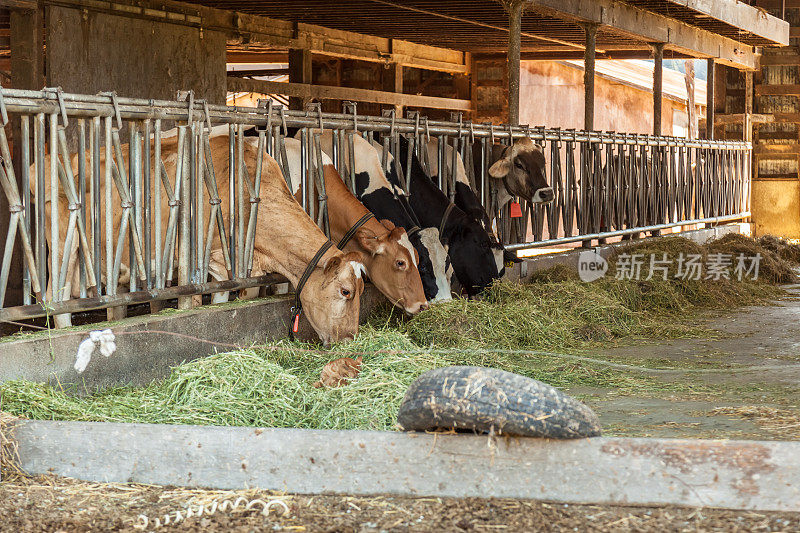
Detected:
[
  {"left": 509, "top": 202, "right": 523, "bottom": 218},
  {"left": 292, "top": 313, "right": 300, "bottom": 333}
]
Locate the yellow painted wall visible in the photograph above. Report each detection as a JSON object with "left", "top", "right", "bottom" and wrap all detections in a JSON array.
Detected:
[{"left": 752, "top": 180, "right": 800, "bottom": 239}]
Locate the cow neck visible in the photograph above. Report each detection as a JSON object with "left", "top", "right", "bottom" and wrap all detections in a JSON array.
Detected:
[
  {"left": 267, "top": 238, "right": 337, "bottom": 289},
  {"left": 337, "top": 212, "right": 375, "bottom": 249},
  {"left": 492, "top": 144, "right": 514, "bottom": 208},
  {"left": 319, "top": 162, "right": 382, "bottom": 251},
  {"left": 438, "top": 203, "right": 456, "bottom": 241},
  {"left": 251, "top": 156, "right": 339, "bottom": 290},
  {"left": 289, "top": 239, "right": 335, "bottom": 340}
]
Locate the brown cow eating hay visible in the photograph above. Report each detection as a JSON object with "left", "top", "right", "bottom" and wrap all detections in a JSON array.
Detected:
[{"left": 33, "top": 127, "right": 366, "bottom": 345}]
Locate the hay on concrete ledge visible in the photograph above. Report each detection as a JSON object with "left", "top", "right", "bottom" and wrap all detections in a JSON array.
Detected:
[{"left": 0, "top": 235, "right": 793, "bottom": 431}]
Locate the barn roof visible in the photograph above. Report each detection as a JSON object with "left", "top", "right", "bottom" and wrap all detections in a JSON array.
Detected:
[{"left": 190, "top": 0, "right": 787, "bottom": 68}]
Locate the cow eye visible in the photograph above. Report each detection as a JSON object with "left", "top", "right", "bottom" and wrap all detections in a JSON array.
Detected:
[
  {"left": 341, "top": 288, "right": 351, "bottom": 298},
  {"left": 396, "top": 260, "right": 406, "bottom": 269},
  {"left": 514, "top": 160, "right": 524, "bottom": 170}
]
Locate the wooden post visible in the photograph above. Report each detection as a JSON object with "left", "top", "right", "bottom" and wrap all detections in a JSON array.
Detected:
[
  {"left": 652, "top": 43, "right": 665, "bottom": 136},
  {"left": 706, "top": 58, "right": 715, "bottom": 140},
  {"left": 288, "top": 48, "right": 312, "bottom": 110},
  {"left": 4, "top": 6, "right": 44, "bottom": 307},
  {"left": 583, "top": 24, "right": 598, "bottom": 131},
  {"left": 383, "top": 62, "right": 404, "bottom": 116},
  {"left": 507, "top": 0, "right": 523, "bottom": 126},
  {"left": 744, "top": 70, "right": 753, "bottom": 143},
  {"left": 684, "top": 59, "right": 696, "bottom": 139}
]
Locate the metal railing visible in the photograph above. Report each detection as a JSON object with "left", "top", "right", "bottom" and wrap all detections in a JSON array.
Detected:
[{"left": 0, "top": 88, "right": 751, "bottom": 325}]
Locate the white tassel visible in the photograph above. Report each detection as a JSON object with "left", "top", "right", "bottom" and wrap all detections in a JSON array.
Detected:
[{"left": 74, "top": 329, "right": 117, "bottom": 373}]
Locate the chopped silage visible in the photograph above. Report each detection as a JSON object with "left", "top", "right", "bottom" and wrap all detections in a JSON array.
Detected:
[{"left": 0, "top": 234, "right": 796, "bottom": 431}]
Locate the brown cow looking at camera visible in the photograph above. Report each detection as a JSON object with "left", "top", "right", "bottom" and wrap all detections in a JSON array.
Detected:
[
  {"left": 281, "top": 137, "right": 429, "bottom": 315},
  {"left": 33, "top": 127, "right": 365, "bottom": 345}
]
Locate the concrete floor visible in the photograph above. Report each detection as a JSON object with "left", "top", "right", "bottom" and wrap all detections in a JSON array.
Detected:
[{"left": 573, "top": 284, "right": 800, "bottom": 440}]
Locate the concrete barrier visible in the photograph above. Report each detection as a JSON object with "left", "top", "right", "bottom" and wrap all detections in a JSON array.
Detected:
[
  {"left": 7, "top": 419, "right": 800, "bottom": 512},
  {"left": 0, "top": 285, "right": 386, "bottom": 392}
]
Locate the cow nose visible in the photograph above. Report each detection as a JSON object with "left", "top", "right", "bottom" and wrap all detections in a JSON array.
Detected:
[
  {"left": 408, "top": 301, "right": 429, "bottom": 314},
  {"left": 538, "top": 187, "right": 554, "bottom": 203}
]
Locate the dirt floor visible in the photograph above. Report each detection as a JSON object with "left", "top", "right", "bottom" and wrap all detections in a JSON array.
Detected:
[
  {"left": 573, "top": 284, "right": 800, "bottom": 441},
  {"left": 0, "top": 473, "right": 799, "bottom": 532}
]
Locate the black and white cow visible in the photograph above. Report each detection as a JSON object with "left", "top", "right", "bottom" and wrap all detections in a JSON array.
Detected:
[
  {"left": 424, "top": 138, "right": 522, "bottom": 269},
  {"left": 379, "top": 136, "right": 502, "bottom": 297},
  {"left": 315, "top": 131, "right": 452, "bottom": 302}
]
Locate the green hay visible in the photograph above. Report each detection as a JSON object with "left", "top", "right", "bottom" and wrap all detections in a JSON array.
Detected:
[{"left": 0, "top": 235, "right": 792, "bottom": 430}]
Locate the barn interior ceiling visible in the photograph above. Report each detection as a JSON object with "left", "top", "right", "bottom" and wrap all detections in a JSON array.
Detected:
[
  {"left": 0, "top": 0, "right": 788, "bottom": 71},
  {"left": 194, "top": 0, "right": 785, "bottom": 55}
]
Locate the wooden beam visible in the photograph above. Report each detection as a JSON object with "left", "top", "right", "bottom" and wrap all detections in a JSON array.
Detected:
[
  {"left": 755, "top": 84, "right": 800, "bottom": 95},
  {"left": 754, "top": 144, "right": 800, "bottom": 155},
  {"left": 760, "top": 54, "right": 800, "bottom": 66},
  {"left": 0, "top": 0, "right": 37, "bottom": 10},
  {"left": 714, "top": 113, "right": 773, "bottom": 125},
  {"left": 226, "top": 77, "right": 472, "bottom": 112},
  {"left": 658, "top": 0, "right": 788, "bottom": 46},
  {"left": 706, "top": 58, "right": 715, "bottom": 140},
  {"left": 288, "top": 48, "right": 312, "bottom": 110},
  {"left": 7, "top": 7, "right": 43, "bottom": 307},
  {"left": 528, "top": 0, "right": 759, "bottom": 70},
  {"left": 745, "top": 71, "right": 753, "bottom": 142},
  {"left": 227, "top": 51, "right": 289, "bottom": 64},
  {"left": 382, "top": 63, "right": 404, "bottom": 115},
  {"left": 41, "top": 0, "right": 470, "bottom": 74}
]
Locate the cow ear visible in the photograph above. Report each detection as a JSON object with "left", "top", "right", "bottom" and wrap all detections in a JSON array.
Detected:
[
  {"left": 488, "top": 158, "right": 511, "bottom": 178},
  {"left": 322, "top": 255, "right": 342, "bottom": 276},
  {"left": 379, "top": 219, "right": 396, "bottom": 231},
  {"left": 388, "top": 227, "right": 406, "bottom": 242},
  {"left": 355, "top": 227, "right": 386, "bottom": 255}
]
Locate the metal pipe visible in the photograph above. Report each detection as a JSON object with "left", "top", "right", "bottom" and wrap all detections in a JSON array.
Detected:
[
  {"left": 20, "top": 116, "right": 30, "bottom": 305},
  {"left": 178, "top": 125, "right": 191, "bottom": 309},
  {"left": 0, "top": 273, "right": 287, "bottom": 322},
  {"left": 0, "top": 88, "right": 749, "bottom": 149},
  {"left": 506, "top": 212, "right": 751, "bottom": 251}
]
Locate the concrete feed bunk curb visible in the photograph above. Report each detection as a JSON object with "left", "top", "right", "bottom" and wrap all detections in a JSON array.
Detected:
[{"left": 4, "top": 419, "right": 800, "bottom": 512}]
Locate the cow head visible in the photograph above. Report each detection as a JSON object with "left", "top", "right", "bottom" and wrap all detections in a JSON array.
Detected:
[
  {"left": 300, "top": 251, "right": 366, "bottom": 345},
  {"left": 444, "top": 218, "right": 501, "bottom": 297},
  {"left": 355, "top": 220, "right": 429, "bottom": 314},
  {"left": 489, "top": 138, "right": 554, "bottom": 204}
]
